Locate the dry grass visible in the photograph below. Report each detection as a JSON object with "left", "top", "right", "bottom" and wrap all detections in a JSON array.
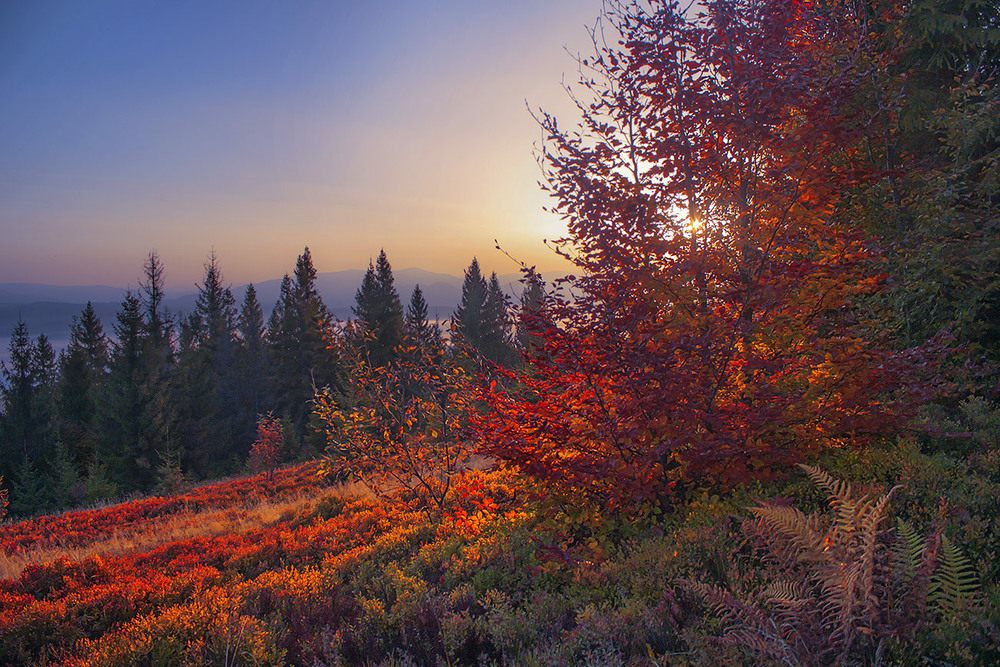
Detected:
[{"left": 0, "top": 480, "right": 371, "bottom": 580}]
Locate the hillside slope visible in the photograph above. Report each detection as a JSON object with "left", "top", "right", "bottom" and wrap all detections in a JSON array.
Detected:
[{"left": 0, "top": 447, "right": 995, "bottom": 666}]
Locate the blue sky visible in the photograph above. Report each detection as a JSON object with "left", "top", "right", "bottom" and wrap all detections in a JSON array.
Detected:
[{"left": 0, "top": 0, "right": 603, "bottom": 288}]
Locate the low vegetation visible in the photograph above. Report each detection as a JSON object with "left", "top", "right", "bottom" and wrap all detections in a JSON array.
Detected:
[{"left": 0, "top": 440, "right": 995, "bottom": 665}]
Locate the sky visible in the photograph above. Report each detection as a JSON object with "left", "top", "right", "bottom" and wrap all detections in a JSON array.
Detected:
[{"left": 0, "top": 0, "right": 605, "bottom": 289}]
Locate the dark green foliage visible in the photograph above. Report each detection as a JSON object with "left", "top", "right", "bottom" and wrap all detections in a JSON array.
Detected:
[
  {"left": 404, "top": 284, "right": 442, "bottom": 355},
  {"left": 174, "top": 251, "right": 239, "bottom": 477},
  {"left": 57, "top": 302, "right": 108, "bottom": 471},
  {"left": 483, "top": 273, "right": 515, "bottom": 366},
  {"left": 10, "top": 452, "right": 46, "bottom": 518},
  {"left": 235, "top": 283, "right": 267, "bottom": 443},
  {"left": 0, "top": 321, "right": 59, "bottom": 481},
  {"left": 49, "top": 440, "right": 82, "bottom": 509},
  {"left": 453, "top": 258, "right": 487, "bottom": 354},
  {"left": 267, "top": 248, "right": 341, "bottom": 454},
  {"left": 94, "top": 292, "right": 164, "bottom": 491},
  {"left": 352, "top": 249, "right": 404, "bottom": 367},
  {"left": 515, "top": 270, "right": 547, "bottom": 359},
  {"left": 140, "top": 251, "right": 174, "bottom": 361},
  {"left": 690, "top": 465, "right": 982, "bottom": 665},
  {"left": 83, "top": 460, "right": 118, "bottom": 504},
  {"left": 851, "top": 0, "right": 1000, "bottom": 386},
  {"left": 152, "top": 446, "right": 186, "bottom": 497},
  {"left": 929, "top": 533, "right": 980, "bottom": 617},
  {"left": 452, "top": 259, "right": 515, "bottom": 366}
]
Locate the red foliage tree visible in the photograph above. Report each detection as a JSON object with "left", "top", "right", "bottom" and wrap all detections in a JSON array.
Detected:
[
  {"left": 249, "top": 413, "right": 283, "bottom": 482},
  {"left": 472, "top": 0, "right": 941, "bottom": 507}
]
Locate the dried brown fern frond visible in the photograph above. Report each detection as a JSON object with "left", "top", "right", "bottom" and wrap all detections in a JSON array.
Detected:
[
  {"left": 798, "top": 463, "right": 853, "bottom": 508},
  {"left": 685, "top": 578, "right": 806, "bottom": 666},
  {"left": 688, "top": 466, "right": 980, "bottom": 665},
  {"left": 747, "top": 504, "right": 826, "bottom": 563}
]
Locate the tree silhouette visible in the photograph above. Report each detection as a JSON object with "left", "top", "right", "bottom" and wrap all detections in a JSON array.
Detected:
[{"left": 352, "top": 249, "right": 404, "bottom": 368}]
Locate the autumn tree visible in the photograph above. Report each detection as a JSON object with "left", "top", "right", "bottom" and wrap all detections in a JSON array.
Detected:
[
  {"left": 472, "top": 0, "right": 938, "bottom": 507},
  {"left": 249, "top": 412, "right": 283, "bottom": 481},
  {"left": 317, "top": 342, "right": 474, "bottom": 516}
]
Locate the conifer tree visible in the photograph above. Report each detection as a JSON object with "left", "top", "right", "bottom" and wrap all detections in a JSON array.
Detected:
[
  {"left": 0, "top": 320, "right": 36, "bottom": 476},
  {"left": 95, "top": 292, "right": 161, "bottom": 490},
  {"left": 452, "top": 259, "right": 513, "bottom": 365},
  {"left": 352, "top": 249, "right": 404, "bottom": 367},
  {"left": 267, "top": 248, "right": 340, "bottom": 452},
  {"left": 483, "top": 273, "right": 514, "bottom": 366},
  {"left": 515, "top": 271, "right": 547, "bottom": 360},
  {"left": 174, "top": 251, "right": 239, "bottom": 476},
  {"left": 31, "top": 334, "right": 58, "bottom": 459},
  {"left": 453, "top": 257, "right": 488, "bottom": 355},
  {"left": 58, "top": 303, "right": 109, "bottom": 470},
  {"left": 49, "top": 440, "right": 81, "bottom": 509},
  {"left": 140, "top": 251, "right": 173, "bottom": 359},
  {"left": 10, "top": 452, "right": 45, "bottom": 518},
  {"left": 237, "top": 283, "right": 266, "bottom": 419},
  {"left": 0, "top": 321, "right": 58, "bottom": 478},
  {"left": 405, "top": 284, "right": 442, "bottom": 354}
]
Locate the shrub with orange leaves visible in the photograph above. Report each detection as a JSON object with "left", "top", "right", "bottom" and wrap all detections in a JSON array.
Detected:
[{"left": 316, "top": 344, "right": 475, "bottom": 517}]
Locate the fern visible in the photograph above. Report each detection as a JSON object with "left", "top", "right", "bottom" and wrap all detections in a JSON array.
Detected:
[
  {"left": 928, "top": 534, "right": 979, "bottom": 616},
  {"left": 798, "top": 463, "right": 853, "bottom": 507},
  {"left": 688, "top": 465, "right": 979, "bottom": 665},
  {"left": 893, "top": 518, "right": 925, "bottom": 583}
]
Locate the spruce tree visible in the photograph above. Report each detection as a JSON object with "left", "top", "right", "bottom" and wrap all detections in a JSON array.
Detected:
[
  {"left": 453, "top": 258, "right": 489, "bottom": 355},
  {"left": 515, "top": 271, "right": 547, "bottom": 360},
  {"left": 0, "top": 322, "right": 58, "bottom": 478},
  {"left": 10, "top": 452, "right": 46, "bottom": 518},
  {"left": 352, "top": 249, "right": 404, "bottom": 367},
  {"left": 140, "top": 251, "right": 173, "bottom": 359},
  {"left": 49, "top": 440, "right": 81, "bottom": 510},
  {"left": 95, "top": 292, "right": 160, "bottom": 490},
  {"left": 267, "top": 248, "right": 340, "bottom": 453},
  {"left": 32, "top": 334, "right": 58, "bottom": 458},
  {"left": 236, "top": 283, "right": 266, "bottom": 444},
  {"left": 405, "top": 284, "right": 442, "bottom": 353},
  {"left": 483, "top": 273, "right": 514, "bottom": 366},
  {"left": 174, "top": 251, "right": 239, "bottom": 476},
  {"left": 0, "top": 320, "right": 36, "bottom": 477},
  {"left": 58, "top": 303, "right": 109, "bottom": 470}
]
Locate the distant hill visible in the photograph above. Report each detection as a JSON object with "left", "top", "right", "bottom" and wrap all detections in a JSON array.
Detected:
[{"left": 0, "top": 269, "right": 546, "bottom": 362}]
